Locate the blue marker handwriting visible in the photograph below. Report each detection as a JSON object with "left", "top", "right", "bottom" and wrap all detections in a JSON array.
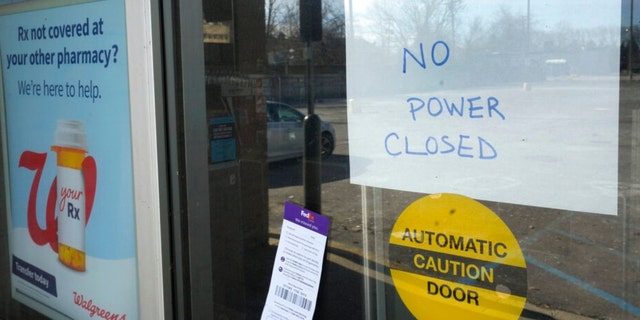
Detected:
[
  {"left": 391, "top": 40, "right": 505, "bottom": 160},
  {"left": 407, "top": 96, "right": 505, "bottom": 120},
  {"left": 403, "top": 40, "right": 450, "bottom": 73}
]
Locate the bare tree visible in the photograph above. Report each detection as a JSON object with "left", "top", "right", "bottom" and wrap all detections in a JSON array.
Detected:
[
  {"left": 265, "top": 0, "right": 280, "bottom": 38},
  {"left": 368, "top": 0, "right": 465, "bottom": 49},
  {"left": 265, "top": 0, "right": 299, "bottom": 39},
  {"left": 316, "top": 0, "right": 345, "bottom": 65},
  {"left": 266, "top": 0, "right": 346, "bottom": 68}
]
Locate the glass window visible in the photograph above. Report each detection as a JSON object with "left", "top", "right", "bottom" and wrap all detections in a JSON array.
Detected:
[{"left": 205, "top": 1, "right": 638, "bottom": 319}]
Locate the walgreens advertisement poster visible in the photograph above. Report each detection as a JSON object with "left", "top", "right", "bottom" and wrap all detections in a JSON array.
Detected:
[{"left": 1, "top": 1, "right": 138, "bottom": 319}]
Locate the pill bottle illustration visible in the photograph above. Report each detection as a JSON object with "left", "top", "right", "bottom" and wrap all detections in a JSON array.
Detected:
[{"left": 52, "top": 120, "right": 88, "bottom": 271}]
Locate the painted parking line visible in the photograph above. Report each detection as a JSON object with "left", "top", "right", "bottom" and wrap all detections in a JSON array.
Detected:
[{"left": 525, "top": 255, "right": 640, "bottom": 317}]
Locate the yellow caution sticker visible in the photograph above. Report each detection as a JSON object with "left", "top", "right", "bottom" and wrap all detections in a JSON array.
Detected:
[{"left": 389, "top": 193, "right": 527, "bottom": 320}]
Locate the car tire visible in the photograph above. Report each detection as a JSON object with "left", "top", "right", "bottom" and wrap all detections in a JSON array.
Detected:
[{"left": 321, "top": 132, "right": 334, "bottom": 158}]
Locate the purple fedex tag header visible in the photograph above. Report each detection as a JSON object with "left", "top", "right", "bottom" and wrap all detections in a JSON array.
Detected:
[{"left": 284, "top": 202, "right": 330, "bottom": 236}]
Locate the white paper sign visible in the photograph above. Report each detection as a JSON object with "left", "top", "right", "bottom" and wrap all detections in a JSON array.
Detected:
[
  {"left": 346, "top": 0, "right": 621, "bottom": 215},
  {"left": 262, "top": 202, "right": 330, "bottom": 320}
]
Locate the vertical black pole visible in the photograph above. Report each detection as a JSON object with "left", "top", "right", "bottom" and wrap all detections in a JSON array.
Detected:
[
  {"left": 300, "top": 0, "right": 322, "bottom": 212},
  {"left": 304, "top": 113, "right": 321, "bottom": 213},
  {"left": 304, "top": 40, "right": 321, "bottom": 213}
]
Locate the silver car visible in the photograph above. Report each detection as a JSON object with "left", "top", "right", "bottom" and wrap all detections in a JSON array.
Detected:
[{"left": 267, "top": 101, "right": 335, "bottom": 162}]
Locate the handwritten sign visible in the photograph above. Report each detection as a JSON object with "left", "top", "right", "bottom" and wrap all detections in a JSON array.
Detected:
[{"left": 346, "top": 1, "right": 621, "bottom": 215}]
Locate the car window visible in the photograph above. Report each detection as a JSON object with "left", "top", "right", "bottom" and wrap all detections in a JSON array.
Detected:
[{"left": 278, "top": 105, "right": 303, "bottom": 122}]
